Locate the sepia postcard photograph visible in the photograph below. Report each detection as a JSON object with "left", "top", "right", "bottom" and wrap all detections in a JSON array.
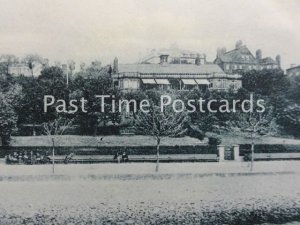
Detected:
[{"left": 0, "top": 0, "right": 300, "bottom": 224}]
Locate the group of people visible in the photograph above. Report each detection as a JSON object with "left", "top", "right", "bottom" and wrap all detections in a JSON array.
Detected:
[
  {"left": 6, "top": 151, "right": 129, "bottom": 164},
  {"left": 113, "top": 151, "right": 129, "bottom": 163},
  {"left": 5, "top": 151, "right": 51, "bottom": 165}
]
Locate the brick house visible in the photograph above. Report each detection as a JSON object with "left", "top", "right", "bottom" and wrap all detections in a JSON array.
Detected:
[{"left": 214, "top": 41, "right": 281, "bottom": 74}]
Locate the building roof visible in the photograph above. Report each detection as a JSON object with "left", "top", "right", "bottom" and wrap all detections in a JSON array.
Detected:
[
  {"left": 117, "top": 63, "right": 224, "bottom": 75},
  {"left": 138, "top": 47, "right": 205, "bottom": 64},
  {"left": 287, "top": 65, "right": 300, "bottom": 71},
  {"left": 216, "top": 46, "right": 257, "bottom": 64},
  {"left": 215, "top": 45, "right": 279, "bottom": 66},
  {"left": 259, "top": 57, "right": 277, "bottom": 65}
]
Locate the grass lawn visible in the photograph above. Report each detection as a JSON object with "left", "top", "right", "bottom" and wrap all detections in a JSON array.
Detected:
[
  {"left": 10, "top": 135, "right": 204, "bottom": 147},
  {"left": 9, "top": 134, "right": 300, "bottom": 147}
]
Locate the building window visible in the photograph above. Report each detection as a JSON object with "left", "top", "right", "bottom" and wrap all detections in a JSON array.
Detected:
[
  {"left": 225, "top": 64, "right": 230, "bottom": 70},
  {"left": 232, "top": 80, "right": 240, "bottom": 90},
  {"left": 123, "top": 79, "right": 139, "bottom": 89},
  {"left": 216, "top": 79, "right": 225, "bottom": 89}
]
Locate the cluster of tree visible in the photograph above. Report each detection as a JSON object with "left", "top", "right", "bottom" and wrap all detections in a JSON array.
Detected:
[
  {"left": 0, "top": 59, "right": 120, "bottom": 144},
  {"left": 242, "top": 69, "right": 300, "bottom": 138},
  {"left": 0, "top": 56, "right": 299, "bottom": 147}
]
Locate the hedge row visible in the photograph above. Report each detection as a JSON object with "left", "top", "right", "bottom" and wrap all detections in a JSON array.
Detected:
[
  {"left": 239, "top": 144, "right": 300, "bottom": 156},
  {"left": 0, "top": 145, "right": 217, "bottom": 157}
]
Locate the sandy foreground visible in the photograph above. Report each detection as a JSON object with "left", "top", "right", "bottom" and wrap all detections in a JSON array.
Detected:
[{"left": 0, "top": 162, "right": 300, "bottom": 225}]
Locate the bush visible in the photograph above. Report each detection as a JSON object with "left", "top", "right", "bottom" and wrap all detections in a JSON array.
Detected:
[
  {"left": 239, "top": 144, "right": 300, "bottom": 156},
  {"left": 0, "top": 145, "right": 218, "bottom": 157},
  {"left": 207, "top": 133, "right": 222, "bottom": 146}
]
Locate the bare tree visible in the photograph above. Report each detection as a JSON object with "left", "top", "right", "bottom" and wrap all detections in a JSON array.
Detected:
[
  {"left": 238, "top": 108, "right": 275, "bottom": 171},
  {"left": 68, "top": 60, "right": 76, "bottom": 76},
  {"left": 54, "top": 61, "right": 62, "bottom": 68},
  {"left": 23, "top": 54, "right": 43, "bottom": 76},
  {"left": 42, "top": 117, "right": 73, "bottom": 173},
  {"left": 134, "top": 105, "right": 188, "bottom": 172},
  {"left": 80, "top": 62, "right": 86, "bottom": 71}
]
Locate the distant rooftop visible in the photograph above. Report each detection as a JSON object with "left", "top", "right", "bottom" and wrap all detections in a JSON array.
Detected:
[
  {"left": 287, "top": 65, "right": 300, "bottom": 70},
  {"left": 215, "top": 41, "right": 279, "bottom": 66},
  {"left": 217, "top": 46, "right": 257, "bottom": 64},
  {"left": 138, "top": 47, "right": 206, "bottom": 64},
  {"left": 117, "top": 63, "right": 224, "bottom": 75}
]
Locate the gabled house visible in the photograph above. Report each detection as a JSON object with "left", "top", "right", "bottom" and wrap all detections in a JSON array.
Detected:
[
  {"left": 214, "top": 41, "right": 281, "bottom": 74},
  {"left": 287, "top": 65, "right": 300, "bottom": 77}
]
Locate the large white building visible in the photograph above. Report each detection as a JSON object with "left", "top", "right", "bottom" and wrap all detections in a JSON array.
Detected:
[
  {"left": 8, "top": 63, "right": 43, "bottom": 77},
  {"left": 112, "top": 55, "right": 242, "bottom": 92}
]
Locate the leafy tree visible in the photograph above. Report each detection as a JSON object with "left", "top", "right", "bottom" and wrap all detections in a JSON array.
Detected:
[
  {"left": 286, "top": 75, "right": 300, "bottom": 104},
  {"left": 0, "top": 84, "right": 22, "bottom": 145},
  {"left": 277, "top": 104, "right": 300, "bottom": 138},
  {"left": 241, "top": 69, "right": 288, "bottom": 96},
  {"left": 0, "top": 96, "right": 17, "bottom": 145},
  {"left": 71, "top": 64, "right": 120, "bottom": 135},
  {"left": 15, "top": 67, "right": 67, "bottom": 135},
  {"left": 0, "top": 54, "right": 18, "bottom": 75},
  {"left": 39, "top": 66, "right": 69, "bottom": 120},
  {"left": 0, "top": 73, "right": 15, "bottom": 92},
  {"left": 15, "top": 76, "right": 44, "bottom": 134},
  {"left": 134, "top": 105, "right": 188, "bottom": 172}
]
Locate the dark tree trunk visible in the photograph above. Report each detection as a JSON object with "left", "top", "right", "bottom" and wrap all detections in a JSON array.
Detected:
[
  {"left": 155, "top": 137, "right": 160, "bottom": 172},
  {"left": 250, "top": 133, "right": 254, "bottom": 172},
  {"left": 92, "top": 123, "right": 98, "bottom": 136}
]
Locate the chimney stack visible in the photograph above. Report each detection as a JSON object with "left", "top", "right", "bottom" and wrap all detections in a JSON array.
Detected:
[
  {"left": 235, "top": 40, "right": 243, "bottom": 49},
  {"left": 217, "top": 47, "right": 226, "bottom": 58},
  {"left": 256, "top": 49, "right": 262, "bottom": 60},
  {"left": 159, "top": 55, "right": 169, "bottom": 65},
  {"left": 276, "top": 55, "right": 281, "bottom": 69},
  {"left": 113, "top": 57, "right": 118, "bottom": 73},
  {"left": 195, "top": 54, "right": 201, "bottom": 65}
]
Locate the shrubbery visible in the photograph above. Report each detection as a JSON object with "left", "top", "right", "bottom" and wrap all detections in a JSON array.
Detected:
[
  {"left": 206, "top": 133, "right": 222, "bottom": 145},
  {"left": 239, "top": 144, "right": 300, "bottom": 156},
  {"left": 0, "top": 145, "right": 218, "bottom": 157}
]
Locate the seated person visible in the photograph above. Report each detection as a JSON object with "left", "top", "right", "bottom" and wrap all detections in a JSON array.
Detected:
[
  {"left": 64, "top": 153, "right": 75, "bottom": 164},
  {"left": 36, "top": 153, "right": 42, "bottom": 164},
  {"left": 113, "top": 152, "right": 122, "bottom": 163},
  {"left": 122, "top": 152, "right": 129, "bottom": 162},
  {"left": 8, "top": 154, "right": 18, "bottom": 163}
]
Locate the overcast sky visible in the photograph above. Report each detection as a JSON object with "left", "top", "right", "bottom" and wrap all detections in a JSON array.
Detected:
[{"left": 0, "top": 0, "right": 299, "bottom": 69}]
